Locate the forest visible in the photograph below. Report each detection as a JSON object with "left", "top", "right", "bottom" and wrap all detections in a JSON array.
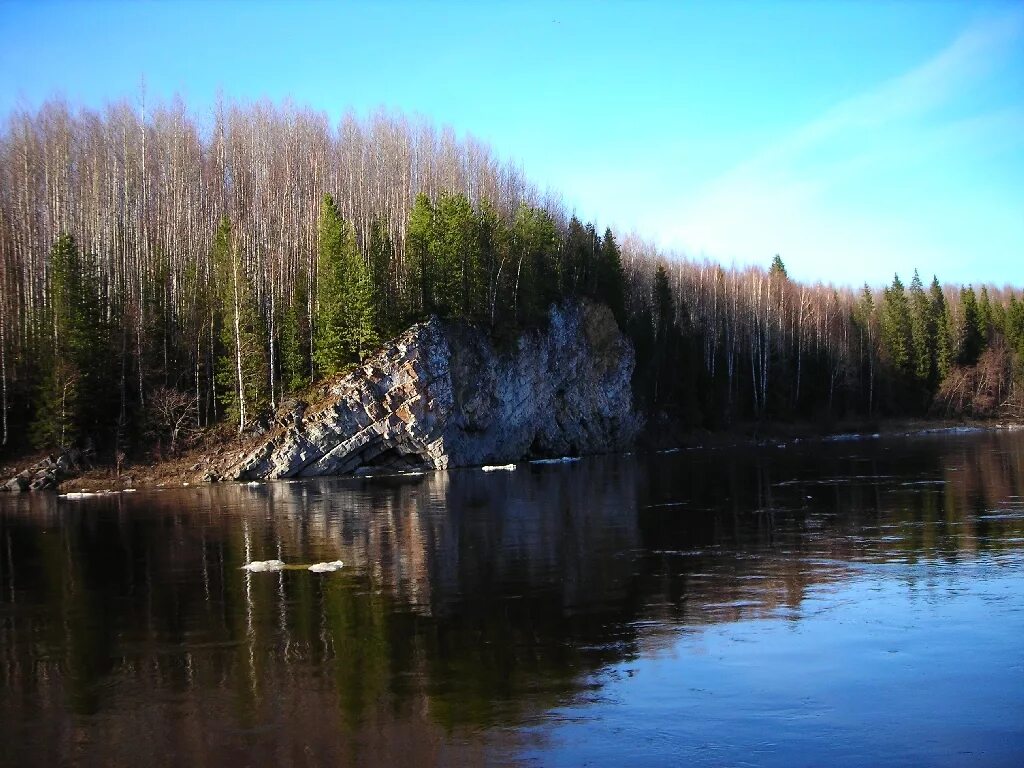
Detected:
[{"left": 1, "top": 97, "right": 1023, "bottom": 460}]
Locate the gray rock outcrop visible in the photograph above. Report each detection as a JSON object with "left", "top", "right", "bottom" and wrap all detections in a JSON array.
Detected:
[
  {"left": 1, "top": 446, "right": 92, "bottom": 492},
  {"left": 225, "top": 301, "right": 640, "bottom": 480}
]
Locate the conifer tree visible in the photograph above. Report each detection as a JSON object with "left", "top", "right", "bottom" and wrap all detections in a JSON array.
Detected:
[
  {"left": 1007, "top": 294, "right": 1024, "bottom": 356},
  {"left": 431, "top": 192, "right": 480, "bottom": 317},
  {"left": 31, "top": 234, "right": 109, "bottom": 449},
  {"left": 977, "top": 286, "right": 993, "bottom": 343},
  {"left": 212, "top": 218, "right": 267, "bottom": 432},
  {"left": 930, "top": 277, "right": 953, "bottom": 382},
  {"left": 404, "top": 193, "right": 434, "bottom": 317},
  {"left": 563, "top": 217, "right": 591, "bottom": 297},
  {"left": 908, "top": 270, "right": 933, "bottom": 387},
  {"left": 596, "top": 228, "right": 627, "bottom": 326},
  {"left": 314, "top": 194, "right": 349, "bottom": 376},
  {"left": 880, "top": 274, "right": 913, "bottom": 377},
  {"left": 340, "top": 243, "right": 379, "bottom": 361},
  {"left": 510, "top": 204, "right": 559, "bottom": 325},
  {"left": 314, "top": 194, "right": 380, "bottom": 372},
  {"left": 958, "top": 286, "right": 984, "bottom": 366}
]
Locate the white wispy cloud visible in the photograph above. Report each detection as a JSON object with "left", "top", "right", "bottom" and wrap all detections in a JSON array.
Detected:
[{"left": 664, "top": 9, "right": 1024, "bottom": 285}]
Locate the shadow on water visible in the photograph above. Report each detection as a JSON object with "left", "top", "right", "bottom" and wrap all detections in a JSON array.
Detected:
[{"left": 1, "top": 430, "right": 1023, "bottom": 766}]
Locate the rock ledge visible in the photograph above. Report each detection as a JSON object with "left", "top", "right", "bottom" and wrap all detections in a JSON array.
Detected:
[{"left": 225, "top": 301, "right": 639, "bottom": 480}]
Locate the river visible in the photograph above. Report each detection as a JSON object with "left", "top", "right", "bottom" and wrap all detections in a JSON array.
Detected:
[{"left": 2, "top": 429, "right": 1023, "bottom": 766}]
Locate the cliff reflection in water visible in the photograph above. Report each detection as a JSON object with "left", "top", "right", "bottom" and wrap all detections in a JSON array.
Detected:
[{"left": 1, "top": 431, "right": 1023, "bottom": 766}]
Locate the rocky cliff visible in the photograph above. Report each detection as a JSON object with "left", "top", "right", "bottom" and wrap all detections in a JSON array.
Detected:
[{"left": 223, "top": 301, "right": 640, "bottom": 480}]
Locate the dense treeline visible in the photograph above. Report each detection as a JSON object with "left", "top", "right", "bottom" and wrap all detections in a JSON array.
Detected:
[
  {"left": 0, "top": 97, "right": 1022, "bottom": 458},
  {"left": 624, "top": 255, "right": 1024, "bottom": 429}
]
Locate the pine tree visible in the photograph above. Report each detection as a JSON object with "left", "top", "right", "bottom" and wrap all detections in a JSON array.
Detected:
[
  {"left": 510, "top": 204, "right": 559, "bottom": 325},
  {"left": 1008, "top": 294, "right": 1024, "bottom": 356},
  {"left": 958, "top": 286, "right": 984, "bottom": 366},
  {"left": 977, "top": 286, "right": 993, "bottom": 343},
  {"left": 596, "top": 228, "right": 627, "bottom": 326},
  {"left": 212, "top": 218, "right": 267, "bottom": 432},
  {"left": 314, "top": 194, "right": 380, "bottom": 372},
  {"left": 431, "top": 192, "right": 480, "bottom": 318},
  {"left": 908, "top": 269, "right": 933, "bottom": 387},
  {"left": 930, "top": 277, "right": 953, "bottom": 382},
  {"left": 563, "top": 217, "right": 592, "bottom": 297},
  {"left": 341, "top": 244, "right": 380, "bottom": 361},
  {"left": 880, "top": 273, "right": 913, "bottom": 376},
  {"left": 31, "top": 234, "right": 110, "bottom": 449},
  {"left": 404, "top": 193, "right": 433, "bottom": 317},
  {"left": 314, "top": 194, "right": 349, "bottom": 376}
]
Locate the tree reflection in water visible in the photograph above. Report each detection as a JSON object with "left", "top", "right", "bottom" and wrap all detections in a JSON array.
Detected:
[{"left": 1, "top": 431, "right": 1023, "bottom": 766}]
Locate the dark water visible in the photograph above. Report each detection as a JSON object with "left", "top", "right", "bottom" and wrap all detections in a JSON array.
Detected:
[{"left": 2, "top": 430, "right": 1024, "bottom": 767}]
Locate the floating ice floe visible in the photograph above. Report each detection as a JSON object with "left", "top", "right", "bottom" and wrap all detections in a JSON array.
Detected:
[
  {"left": 242, "top": 560, "right": 286, "bottom": 572},
  {"left": 245, "top": 481, "right": 261, "bottom": 487},
  {"left": 481, "top": 464, "right": 516, "bottom": 472},
  {"left": 308, "top": 560, "right": 344, "bottom": 573},
  {"left": 60, "top": 491, "right": 101, "bottom": 499},
  {"left": 530, "top": 457, "right": 580, "bottom": 465}
]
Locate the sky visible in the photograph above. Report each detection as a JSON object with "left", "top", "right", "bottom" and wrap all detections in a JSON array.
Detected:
[{"left": 1, "top": 0, "right": 1021, "bottom": 288}]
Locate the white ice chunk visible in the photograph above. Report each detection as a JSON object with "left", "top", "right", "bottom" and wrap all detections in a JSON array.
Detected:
[
  {"left": 242, "top": 559, "right": 286, "bottom": 572},
  {"left": 308, "top": 560, "right": 344, "bottom": 573}
]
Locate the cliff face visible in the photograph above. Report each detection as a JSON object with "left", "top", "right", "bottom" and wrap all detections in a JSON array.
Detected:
[{"left": 226, "top": 301, "right": 640, "bottom": 480}]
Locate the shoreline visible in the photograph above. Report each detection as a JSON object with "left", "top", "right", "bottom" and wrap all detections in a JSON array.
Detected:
[{"left": 3, "top": 417, "right": 1021, "bottom": 495}]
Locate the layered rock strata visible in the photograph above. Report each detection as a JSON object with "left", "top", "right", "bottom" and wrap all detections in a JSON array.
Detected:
[{"left": 226, "top": 301, "right": 639, "bottom": 480}]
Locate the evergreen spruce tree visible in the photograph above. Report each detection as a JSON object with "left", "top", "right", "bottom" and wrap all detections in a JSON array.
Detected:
[
  {"left": 958, "top": 286, "right": 984, "bottom": 366},
  {"left": 596, "top": 228, "right": 627, "bottom": 326},
  {"left": 404, "top": 193, "right": 434, "bottom": 317},
  {"left": 314, "top": 194, "right": 379, "bottom": 372},
  {"left": 1007, "top": 294, "right": 1024, "bottom": 356},
  {"left": 930, "top": 277, "right": 953, "bottom": 382},
  {"left": 211, "top": 217, "right": 267, "bottom": 432},
  {"left": 908, "top": 269, "right": 934, "bottom": 387},
  {"left": 431, "top": 192, "right": 480, "bottom": 317},
  {"left": 31, "top": 234, "right": 109, "bottom": 449},
  {"left": 510, "top": 204, "right": 559, "bottom": 325},
  {"left": 340, "top": 243, "right": 380, "bottom": 361},
  {"left": 314, "top": 194, "right": 349, "bottom": 376},
  {"left": 880, "top": 273, "right": 913, "bottom": 376},
  {"left": 563, "top": 217, "right": 591, "bottom": 297},
  {"left": 977, "top": 286, "right": 993, "bottom": 344}
]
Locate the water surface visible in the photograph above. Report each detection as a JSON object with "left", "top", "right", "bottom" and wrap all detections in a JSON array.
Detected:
[{"left": 2, "top": 430, "right": 1023, "bottom": 766}]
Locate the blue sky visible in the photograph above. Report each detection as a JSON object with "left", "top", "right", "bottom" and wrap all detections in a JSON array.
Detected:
[{"left": 1, "top": 0, "right": 1021, "bottom": 287}]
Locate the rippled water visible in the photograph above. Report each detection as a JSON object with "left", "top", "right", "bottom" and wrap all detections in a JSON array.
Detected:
[{"left": 2, "top": 430, "right": 1023, "bottom": 766}]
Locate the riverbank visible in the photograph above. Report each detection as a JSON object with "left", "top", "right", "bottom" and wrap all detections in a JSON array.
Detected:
[{"left": 3, "top": 416, "right": 1019, "bottom": 495}]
